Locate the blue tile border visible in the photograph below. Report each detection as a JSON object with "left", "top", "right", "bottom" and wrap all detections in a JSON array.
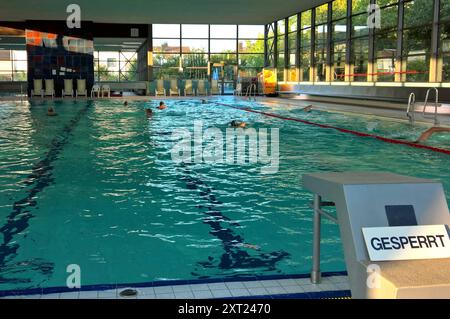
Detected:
[{"left": 0, "top": 270, "right": 347, "bottom": 298}]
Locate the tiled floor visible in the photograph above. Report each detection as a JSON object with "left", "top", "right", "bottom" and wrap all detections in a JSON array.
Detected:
[{"left": 0, "top": 275, "right": 350, "bottom": 299}]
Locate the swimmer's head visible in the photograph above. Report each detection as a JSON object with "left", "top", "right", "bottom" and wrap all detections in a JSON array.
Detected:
[
  {"left": 124, "top": 101, "right": 128, "bottom": 106},
  {"left": 230, "top": 120, "right": 246, "bottom": 128}
]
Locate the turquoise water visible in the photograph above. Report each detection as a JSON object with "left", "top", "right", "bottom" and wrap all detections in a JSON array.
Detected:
[{"left": 0, "top": 97, "right": 449, "bottom": 291}]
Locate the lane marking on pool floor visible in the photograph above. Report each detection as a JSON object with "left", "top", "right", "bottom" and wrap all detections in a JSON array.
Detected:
[
  {"left": 0, "top": 103, "right": 92, "bottom": 283},
  {"left": 215, "top": 102, "right": 450, "bottom": 156}
]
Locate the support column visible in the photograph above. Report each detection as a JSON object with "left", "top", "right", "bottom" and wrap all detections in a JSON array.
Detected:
[
  {"left": 345, "top": 0, "right": 353, "bottom": 82},
  {"left": 310, "top": 9, "right": 316, "bottom": 82},
  {"left": 326, "top": 2, "right": 333, "bottom": 82},
  {"left": 368, "top": 0, "right": 376, "bottom": 82},
  {"left": 296, "top": 13, "right": 301, "bottom": 82},
  {"left": 284, "top": 17, "right": 289, "bottom": 81},
  {"left": 264, "top": 24, "right": 269, "bottom": 67},
  {"left": 395, "top": 0, "right": 405, "bottom": 82},
  {"left": 311, "top": 194, "right": 322, "bottom": 284},
  {"left": 430, "top": 0, "right": 441, "bottom": 83}
]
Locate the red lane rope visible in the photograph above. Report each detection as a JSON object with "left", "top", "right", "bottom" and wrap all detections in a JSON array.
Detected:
[
  {"left": 336, "top": 70, "right": 428, "bottom": 78},
  {"left": 215, "top": 102, "right": 450, "bottom": 156}
]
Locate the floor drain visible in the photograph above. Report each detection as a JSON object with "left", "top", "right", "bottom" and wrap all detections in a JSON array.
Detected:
[{"left": 119, "top": 288, "right": 138, "bottom": 297}]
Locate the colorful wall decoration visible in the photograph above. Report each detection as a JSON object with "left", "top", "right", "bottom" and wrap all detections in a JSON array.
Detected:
[{"left": 26, "top": 21, "right": 94, "bottom": 97}]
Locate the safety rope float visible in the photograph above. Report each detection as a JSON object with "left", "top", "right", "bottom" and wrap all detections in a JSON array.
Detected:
[{"left": 215, "top": 102, "right": 450, "bottom": 156}]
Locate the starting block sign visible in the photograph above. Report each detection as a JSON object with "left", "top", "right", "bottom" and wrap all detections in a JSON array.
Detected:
[{"left": 363, "top": 225, "right": 450, "bottom": 261}]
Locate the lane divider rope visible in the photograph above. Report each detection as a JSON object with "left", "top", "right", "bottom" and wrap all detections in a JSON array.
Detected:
[{"left": 215, "top": 102, "right": 450, "bottom": 156}]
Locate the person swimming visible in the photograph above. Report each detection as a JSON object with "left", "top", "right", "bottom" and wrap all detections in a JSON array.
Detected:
[
  {"left": 302, "top": 105, "right": 313, "bottom": 112},
  {"left": 123, "top": 101, "right": 128, "bottom": 106},
  {"left": 415, "top": 126, "right": 450, "bottom": 143},
  {"left": 201, "top": 99, "right": 207, "bottom": 104},
  {"left": 229, "top": 120, "right": 247, "bottom": 128},
  {"left": 146, "top": 108, "right": 153, "bottom": 118},
  {"left": 158, "top": 101, "right": 166, "bottom": 110},
  {"left": 47, "top": 107, "right": 57, "bottom": 116}
]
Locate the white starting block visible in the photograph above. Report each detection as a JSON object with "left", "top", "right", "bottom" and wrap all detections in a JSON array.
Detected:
[{"left": 303, "top": 172, "right": 450, "bottom": 299}]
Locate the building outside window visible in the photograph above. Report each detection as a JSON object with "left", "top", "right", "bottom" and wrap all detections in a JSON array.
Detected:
[
  {"left": 0, "top": 50, "right": 27, "bottom": 82},
  {"left": 94, "top": 51, "right": 137, "bottom": 82},
  {"left": 153, "top": 24, "right": 181, "bottom": 79},
  {"left": 152, "top": 24, "right": 264, "bottom": 88}
]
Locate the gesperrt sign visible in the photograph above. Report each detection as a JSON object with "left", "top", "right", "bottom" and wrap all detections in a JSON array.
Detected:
[{"left": 362, "top": 225, "right": 450, "bottom": 261}]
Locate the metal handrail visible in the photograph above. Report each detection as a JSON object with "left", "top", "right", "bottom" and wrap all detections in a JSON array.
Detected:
[
  {"left": 406, "top": 92, "right": 416, "bottom": 125},
  {"left": 422, "top": 87, "right": 439, "bottom": 125},
  {"left": 245, "top": 83, "right": 257, "bottom": 101}
]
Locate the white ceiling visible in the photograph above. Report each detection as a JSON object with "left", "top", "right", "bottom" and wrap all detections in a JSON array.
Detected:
[{"left": 0, "top": 0, "right": 327, "bottom": 25}]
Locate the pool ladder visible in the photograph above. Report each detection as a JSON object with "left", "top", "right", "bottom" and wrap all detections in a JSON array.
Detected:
[
  {"left": 406, "top": 93, "right": 416, "bottom": 125},
  {"left": 422, "top": 87, "right": 440, "bottom": 125},
  {"left": 245, "top": 83, "right": 257, "bottom": 101}
]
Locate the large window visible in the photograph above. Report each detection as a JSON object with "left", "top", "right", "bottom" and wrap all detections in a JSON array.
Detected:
[
  {"left": 314, "top": 3, "right": 329, "bottom": 81},
  {"left": 402, "top": 0, "right": 433, "bottom": 82},
  {"left": 267, "top": 0, "right": 443, "bottom": 85},
  {"left": 332, "top": 0, "right": 347, "bottom": 81},
  {"left": 276, "top": 19, "right": 286, "bottom": 81},
  {"left": 286, "top": 15, "right": 298, "bottom": 81},
  {"left": 266, "top": 22, "right": 276, "bottom": 68},
  {"left": 181, "top": 24, "right": 209, "bottom": 79},
  {"left": 350, "top": 0, "right": 370, "bottom": 81},
  {"left": 153, "top": 24, "right": 263, "bottom": 81},
  {"left": 153, "top": 24, "right": 182, "bottom": 79},
  {"left": 94, "top": 51, "right": 137, "bottom": 82},
  {"left": 373, "top": 0, "right": 398, "bottom": 82},
  {"left": 0, "top": 50, "right": 27, "bottom": 82},
  {"left": 300, "top": 10, "right": 312, "bottom": 81},
  {"left": 238, "top": 25, "right": 264, "bottom": 78}
]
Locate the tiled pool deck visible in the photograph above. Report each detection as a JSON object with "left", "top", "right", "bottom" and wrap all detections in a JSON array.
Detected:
[{"left": 0, "top": 273, "right": 351, "bottom": 299}]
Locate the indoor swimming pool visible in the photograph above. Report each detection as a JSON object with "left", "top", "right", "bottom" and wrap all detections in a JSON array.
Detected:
[{"left": 0, "top": 97, "right": 449, "bottom": 292}]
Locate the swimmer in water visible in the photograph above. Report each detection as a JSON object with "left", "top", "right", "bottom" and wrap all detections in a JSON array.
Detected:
[
  {"left": 415, "top": 126, "right": 450, "bottom": 143},
  {"left": 234, "top": 243, "right": 261, "bottom": 251},
  {"left": 158, "top": 101, "right": 166, "bottom": 110},
  {"left": 123, "top": 101, "right": 128, "bottom": 106},
  {"left": 229, "top": 120, "right": 247, "bottom": 128},
  {"left": 201, "top": 99, "right": 207, "bottom": 104},
  {"left": 302, "top": 105, "right": 313, "bottom": 112},
  {"left": 47, "top": 106, "right": 57, "bottom": 116},
  {"left": 146, "top": 108, "right": 153, "bottom": 118}
]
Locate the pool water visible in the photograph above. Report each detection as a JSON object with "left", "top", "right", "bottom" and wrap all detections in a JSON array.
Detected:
[{"left": 0, "top": 97, "right": 448, "bottom": 291}]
